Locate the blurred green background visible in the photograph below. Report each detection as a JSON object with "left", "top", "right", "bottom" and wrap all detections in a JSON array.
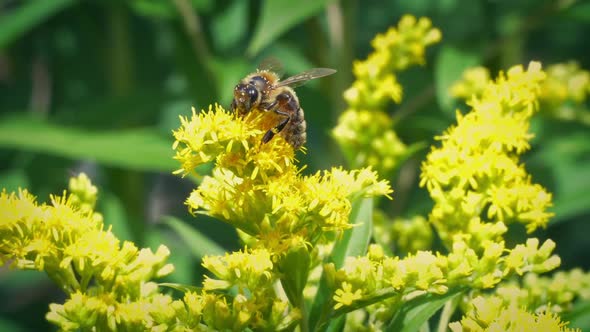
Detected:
[{"left": 1, "top": 0, "right": 589, "bottom": 330}]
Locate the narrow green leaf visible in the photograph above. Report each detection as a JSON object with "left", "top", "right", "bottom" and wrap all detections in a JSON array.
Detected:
[
  {"left": 562, "top": 299, "right": 590, "bottom": 331},
  {"left": 211, "top": 0, "right": 249, "bottom": 51},
  {"left": 129, "top": 0, "right": 213, "bottom": 19},
  {"left": 0, "top": 116, "right": 176, "bottom": 172},
  {"left": 530, "top": 132, "right": 590, "bottom": 224},
  {"left": 308, "top": 197, "right": 373, "bottom": 331},
  {"left": 434, "top": 45, "right": 481, "bottom": 114},
  {"left": 159, "top": 282, "right": 202, "bottom": 294},
  {"left": 161, "top": 216, "right": 225, "bottom": 257},
  {"left": 332, "top": 197, "right": 373, "bottom": 268},
  {"left": 561, "top": 2, "right": 590, "bottom": 21},
  {"left": 100, "top": 192, "right": 133, "bottom": 242},
  {"left": 247, "top": 0, "right": 336, "bottom": 56},
  {"left": 386, "top": 289, "right": 464, "bottom": 332},
  {"left": 0, "top": 169, "right": 29, "bottom": 192},
  {"left": 0, "top": 0, "right": 75, "bottom": 48}
]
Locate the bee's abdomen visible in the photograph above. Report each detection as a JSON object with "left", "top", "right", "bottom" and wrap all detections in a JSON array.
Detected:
[{"left": 284, "top": 107, "right": 307, "bottom": 149}]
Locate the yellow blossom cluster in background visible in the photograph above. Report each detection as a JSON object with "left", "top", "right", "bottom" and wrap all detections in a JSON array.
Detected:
[
  {"left": 421, "top": 61, "right": 553, "bottom": 250},
  {"left": 452, "top": 61, "right": 590, "bottom": 125},
  {"left": 476, "top": 269, "right": 590, "bottom": 315},
  {"left": 332, "top": 15, "right": 441, "bottom": 176}
]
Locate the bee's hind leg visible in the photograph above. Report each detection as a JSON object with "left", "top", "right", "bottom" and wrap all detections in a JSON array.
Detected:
[{"left": 262, "top": 110, "right": 290, "bottom": 144}]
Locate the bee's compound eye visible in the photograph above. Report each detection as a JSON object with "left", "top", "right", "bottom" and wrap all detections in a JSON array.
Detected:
[{"left": 247, "top": 86, "right": 259, "bottom": 103}]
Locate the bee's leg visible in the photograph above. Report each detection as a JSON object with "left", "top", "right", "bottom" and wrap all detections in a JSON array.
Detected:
[{"left": 262, "top": 109, "right": 290, "bottom": 144}]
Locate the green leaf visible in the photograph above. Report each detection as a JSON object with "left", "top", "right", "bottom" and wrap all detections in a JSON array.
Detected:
[
  {"left": 158, "top": 282, "right": 202, "bottom": 294},
  {"left": 129, "top": 0, "right": 213, "bottom": 19},
  {"left": 0, "top": 169, "right": 29, "bottom": 192},
  {"left": 331, "top": 197, "right": 373, "bottom": 268},
  {"left": 161, "top": 216, "right": 225, "bottom": 257},
  {"left": 530, "top": 132, "right": 590, "bottom": 224},
  {"left": 308, "top": 197, "right": 373, "bottom": 331},
  {"left": 434, "top": 45, "right": 481, "bottom": 114},
  {"left": 562, "top": 299, "right": 590, "bottom": 331},
  {"left": 247, "top": 0, "right": 336, "bottom": 56},
  {"left": 0, "top": 116, "right": 177, "bottom": 172},
  {"left": 561, "top": 2, "right": 590, "bottom": 22},
  {"left": 100, "top": 192, "right": 133, "bottom": 242},
  {"left": 211, "top": 0, "right": 249, "bottom": 51},
  {"left": 386, "top": 289, "right": 464, "bottom": 332},
  {"left": 279, "top": 244, "right": 311, "bottom": 306},
  {"left": 0, "top": 0, "right": 75, "bottom": 48},
  {"left": 145, "top": 228, "right": 195, "bottom": 284}
]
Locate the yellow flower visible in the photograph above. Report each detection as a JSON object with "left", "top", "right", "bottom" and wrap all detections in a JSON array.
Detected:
[
  {"left": 333, "top": 282, "right": 363, "bottom": 309},
  {"left": 202, "top": 248, "right": 274, "bottom": 291}
]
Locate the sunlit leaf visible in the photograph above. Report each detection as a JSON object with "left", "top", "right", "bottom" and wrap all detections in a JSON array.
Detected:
[
  {"left": 247, "top": 0, "right": 336, "bottom": 56},
  {"left": 0, "top": 169, "right": 29, "bottom": 192},
  {"left": 308, "top": 197, "right": 373, "bottom": 331},
  {"left": 161, "top": 216, "right": 225, "bottom": 258},
  {"left": 0, "top": 116, "right": 176, "bottom": 172},
  {"left": 331, "top": 197, "right": 373, "bottom": 268},
  {"left": 386, "top": 289, "right": 464, "bottom": 332}
]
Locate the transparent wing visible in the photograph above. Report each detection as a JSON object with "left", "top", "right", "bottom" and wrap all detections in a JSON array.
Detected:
[
  {"left": 257, "top": 57, "right": 284, "bottom": 76},
  {"left": 274, "top": 68, "right": 337, "bottom": 89}
]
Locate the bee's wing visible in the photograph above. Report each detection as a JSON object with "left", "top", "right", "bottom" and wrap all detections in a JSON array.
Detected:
[
  {"left": 257, "top": 57, "right": 284, "bottom": 76},
  {"left": 273, "top": 68, "right": 337, "bottom": 89}
]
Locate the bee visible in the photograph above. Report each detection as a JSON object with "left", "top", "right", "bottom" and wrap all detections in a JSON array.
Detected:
[{"left": 231, "top": 60, "right": 336, "bottom": 149}]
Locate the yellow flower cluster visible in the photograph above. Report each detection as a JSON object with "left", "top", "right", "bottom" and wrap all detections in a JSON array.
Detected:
[
  {"left": 452, "top": 61, "right": 590, "bottom": 125},
  {"left": 0, "top": 174, "right": 175, "bottom": 331},
  {"left": 449, "top": 296, "right": 581, "bottom": 332},
  {"left": 332, "top": 15, "right": 442, "bottom": 176},
  {"left": 421, "top": 62, "right": 553, "bottom": 249},
  {"left": 172, "top": 103, "right": 392, "bottom": 329},
  {"left": 173, "top": 104, "right": 392, "bottom": 248},
  {"left": 198, "top": 248, "right": 302, "bottom": 330},
  {"left": 330, "top": 238, "right": 559, "bottom": 312},
  {"left": 487, "top": 269, "right": 590, "bottom": 314}
]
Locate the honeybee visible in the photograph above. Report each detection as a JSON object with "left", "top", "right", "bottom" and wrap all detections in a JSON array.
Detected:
[{"left": 231, "top": 61, "right": 336, "bottom": 149}]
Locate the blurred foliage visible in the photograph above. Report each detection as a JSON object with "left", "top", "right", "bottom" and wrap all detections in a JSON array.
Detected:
[{"left": 1, "top": 0, "right": 589, "bottom": 330}]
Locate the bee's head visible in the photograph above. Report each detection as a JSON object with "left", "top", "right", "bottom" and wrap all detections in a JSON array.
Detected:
[{"left": 232, "top": 82, "right": 260, "bottom": 115}]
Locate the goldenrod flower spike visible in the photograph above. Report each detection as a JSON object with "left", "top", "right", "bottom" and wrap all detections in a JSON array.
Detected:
[
  {"left": 421, "top": 61, "right": 553, "bottom": 249},
  {"left": 453, "top": 61, "right": 590, "bottom": 125},
  {"left": 174, "top": 104, "right": 391, "bottom": 246},
  {"left": 333, "top": 15, "right": 442, "bottom": 177},
  {"left": 1, "top": 174, "right": 178, "bottom": 331}
]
